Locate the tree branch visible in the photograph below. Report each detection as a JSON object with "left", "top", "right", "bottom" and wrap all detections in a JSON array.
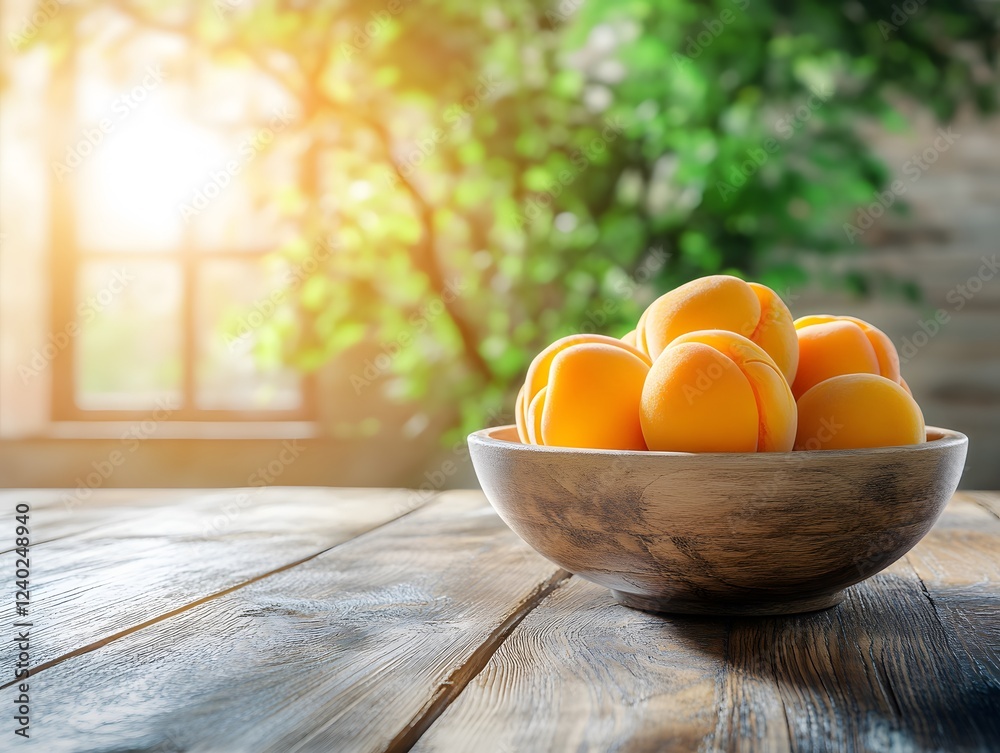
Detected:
[
  {"left": 103, "top": 0, "right": 494, "bottom": 385},
  {"left": 355, "top": 113, "right": 494, "bottom": 382}
]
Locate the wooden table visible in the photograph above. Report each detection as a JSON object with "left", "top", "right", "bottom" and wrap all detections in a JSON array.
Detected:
[{"left": 2, "top": 488, "right": 998, "bottom": 752}]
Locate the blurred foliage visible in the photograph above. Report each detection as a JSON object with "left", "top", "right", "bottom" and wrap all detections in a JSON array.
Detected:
[{"left": 19, "top": 0, "right": 999, "bottom": 438}]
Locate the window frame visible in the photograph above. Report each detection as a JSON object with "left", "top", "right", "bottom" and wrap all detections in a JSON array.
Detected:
[{"left": 48, "top": 49, "right": 316, "bottom": 424}]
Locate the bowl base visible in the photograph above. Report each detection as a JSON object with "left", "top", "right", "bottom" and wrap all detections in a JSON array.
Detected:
[{"left": 611, "top": 589, "right": 846, "bottom": 617}]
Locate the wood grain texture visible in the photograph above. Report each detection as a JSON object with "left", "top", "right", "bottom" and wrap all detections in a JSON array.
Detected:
[
  {"left": 0, "top": 488, "right": 200, "bottom": 553},
  {"left": 12, "top": 491, "right": 567, "bottom": 753},
  {"left": 469, "top": 425, "right": 968, "bottom": 615},
  {"left": 712, "top": 525, "right": 1000, "bottom": 753},
  {"left": 412, "top": 576, "right": 726, "bottom": 753},
  {"left": 902, "top": 496, "right": 1000, "bottom": 712},
  {"left": 5, "top": 488, "right": 996, "bottom": 752},
  {"left": 0, "top": 487, "right": 428, "bottom": 680},
  {"left": 961, "top": 490, "right": 1000, "bottom": 521},
  {"left": 417, "top": 496, "right": 1000, "bottom": 753}
]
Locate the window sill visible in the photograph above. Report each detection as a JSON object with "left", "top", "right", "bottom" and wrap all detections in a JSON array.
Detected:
[{"left": 44, "top": 421, "right": 321, "bottom": 440}]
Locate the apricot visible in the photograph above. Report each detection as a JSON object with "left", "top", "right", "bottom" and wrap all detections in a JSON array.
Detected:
[
  {"left": 526, "top": 386, "right": 548, "bottom": 445},
  {"left": 795, "top": 373, "right": 924, "bottom": 450},
  {"left": 515, "top": 386, "right": 528, "bottom": 443},
  {"left": 640, "top": 330, "right": 796, "bottom": 453},
  {"left": 636, "top": 275, "right": 798, "bottom": 383},
  {"left": 515, "top": 334, "right": 651, "bottom": 450},
  {"left": 792, "top": 315, "right": 901, "bottom": 399}
]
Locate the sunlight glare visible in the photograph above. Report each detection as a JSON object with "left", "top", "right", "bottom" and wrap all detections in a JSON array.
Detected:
[{"left": 76, "top": 98, "right": 230, "bottom": 251}]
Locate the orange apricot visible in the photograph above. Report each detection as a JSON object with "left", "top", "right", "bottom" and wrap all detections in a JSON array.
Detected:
[
  {"left": 636, "top": 275, "right": 798, "bottom": 383},
  {"left": 542, "top": 344, "right": 649, "bottom": 450},
  {"left": 795, "top": 374, "right": 924, "bottom": 451},
  {"left": 516, "top": 333, "right": 650, "bottom": 442},
  {"left": 514, "top": 384, "right": 530, "bottom": 444},
  {"left": 526, "top": 386, "right": 547, "bottom": 445},
  {"left": 792, "top": 315, "right": 901, "bottom": 399},
  {"left": 640, "top": 330, "right": 796, "bottom": 453},
  {"left": 515, "top": 334, "right": 651, "bottom": 450},
  {"left": 747, "top": 282, "right": 799, "bottom": 384}
]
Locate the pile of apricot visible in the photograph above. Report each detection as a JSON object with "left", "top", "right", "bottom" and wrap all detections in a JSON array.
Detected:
[{"left": 514, "top": 275, "right": 925, "bottom": 453}]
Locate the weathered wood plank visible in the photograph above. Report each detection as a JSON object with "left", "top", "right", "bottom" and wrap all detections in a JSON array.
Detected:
[
  {"left": 0, "top": 489, "right": 201, "bottom": 553},
  {"left": 902, "top": 498, "right": 1000, "bottom": 706},
  {"left": 412, "top": 576, "right": 726, "bottom": 753},
  {"left": 6, "top": 490, "right": 996, "bottom": 752},
  {"left": 0, "top": 488, "right": 191, "bottom": 514},
  {"left": 709, "top": 499, "right": 1000, "bottom": 753},
  {"left": 416, "top": 497, "right": 999, "bottom": 753},
  {"left": 960, "top": 490, "right": 1000, "bottom": 521},
  {"left": 0, "top": 487, "right": 429, "bottom": 678},
  {"left": 12, "top": 491, "right": 567, "bottom": 753}
]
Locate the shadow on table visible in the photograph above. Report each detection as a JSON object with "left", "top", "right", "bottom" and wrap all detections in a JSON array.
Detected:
[{"left": 659, "top": 579, "right": 1000, "bottom": 752}]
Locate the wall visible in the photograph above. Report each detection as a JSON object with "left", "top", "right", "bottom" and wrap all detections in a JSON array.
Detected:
[
  {"left": 790, "top": 107, "right": 1000, "bottom": 489},
  {"left": 1, "top": 102, "right": 997, "bottom": 491}
]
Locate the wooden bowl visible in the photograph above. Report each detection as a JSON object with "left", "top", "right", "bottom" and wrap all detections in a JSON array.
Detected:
[{"left": 468, "top": 426, "right": 967, "bottom": 616}]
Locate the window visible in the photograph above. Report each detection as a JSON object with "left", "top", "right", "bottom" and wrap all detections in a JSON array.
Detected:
[{"left": 47, "top": 30, "right": 313, "bottom": 423}]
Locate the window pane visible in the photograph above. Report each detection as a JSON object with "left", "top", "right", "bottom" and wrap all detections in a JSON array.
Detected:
[
  {"left": 189, "top": 165, "right": 286, "bottom": 252},
  {"left": 188, "top": 60, "right": 297, "bottom": 252},
  {"left": 71, "top": 34, "right": 230, "bottom": 253},
  {"left": 196, "top": 260, "right": 301, "bottom": 411},
  {"left": 76, "top": 261, "right": 182, "bottom": 409},
  {"left": 74, "top": 103, "right": 229, "bottom": 253}
]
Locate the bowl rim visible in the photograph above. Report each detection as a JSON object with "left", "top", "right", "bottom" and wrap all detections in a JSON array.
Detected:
[{"left": 468, "top": 424, "right": 967, "bottom": 459}]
